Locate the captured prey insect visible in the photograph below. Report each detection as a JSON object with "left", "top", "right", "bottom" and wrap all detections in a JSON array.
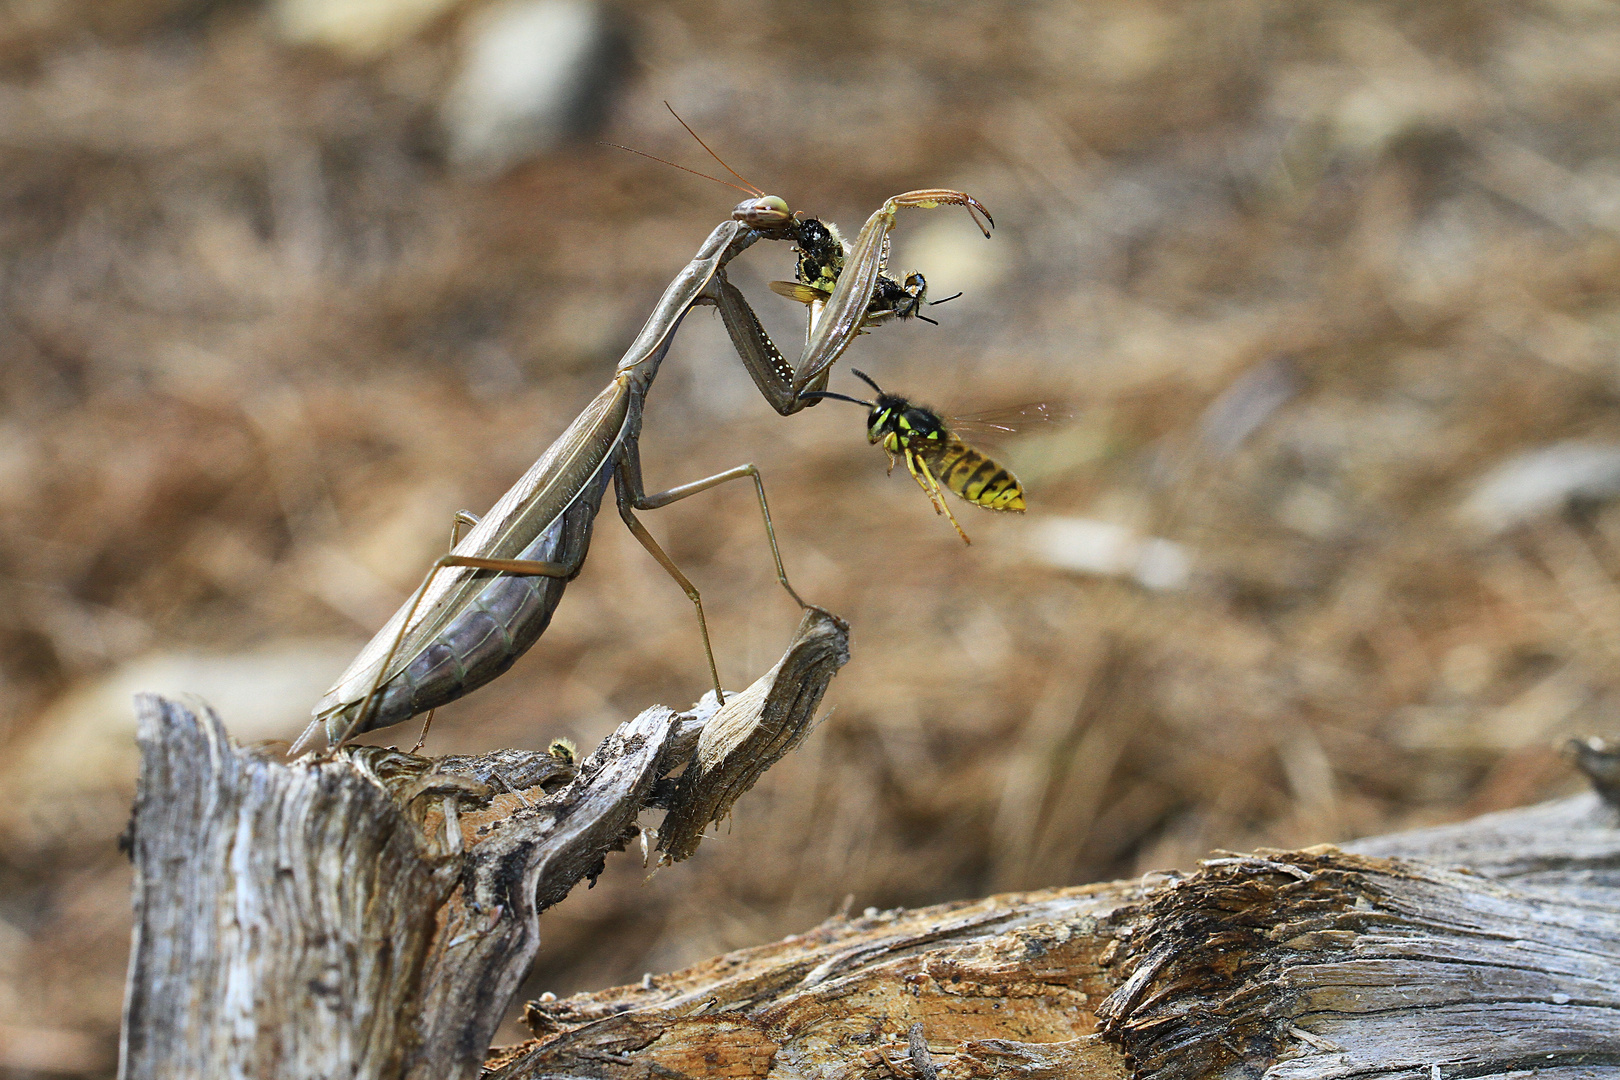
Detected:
[
  {"left": 771, "top": 270, "right": 961, "bottom": 327},
  {"left": 606, "top": 107, "right": 992, "bottom": 389},
  {"left": 802, "top": 369, "right": 1032, "bottom": 545},
  {"left": 294, "top": 125, "right": 995, "bottom": 752},
  {"left": 766, "top": 219, "right": 962, "bottom": 327}
]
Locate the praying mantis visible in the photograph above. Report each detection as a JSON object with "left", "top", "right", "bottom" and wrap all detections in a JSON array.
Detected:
[{"left": 294, "top": 145, "right": 992, "bottom": 754}]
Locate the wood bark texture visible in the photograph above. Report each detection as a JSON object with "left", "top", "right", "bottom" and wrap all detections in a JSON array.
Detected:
[
  {"left": 490, "top": 758, "right": 1620, "bottom": 1080},
  {"left": 118, "top": 608, "right": 850, "bottom": 1080},
  {"left": 119, "top": 624, "right": 1618, "bottom": 1080}
]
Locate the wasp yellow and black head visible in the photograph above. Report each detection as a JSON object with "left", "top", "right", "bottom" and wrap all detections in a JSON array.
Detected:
[
  {"left": 796, "top": 369, "right": 947, "bottom": 451},
  {"left": 854, "top": 371, "right": 947, "bottom": 452},
  {"left": 796, "top": 368, "right": 1027, "bottom": 544}
]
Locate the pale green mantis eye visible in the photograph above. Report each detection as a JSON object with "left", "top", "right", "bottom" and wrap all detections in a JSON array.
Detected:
[{"left": 736, "top": 195, "right": 794, "bottom": 228}]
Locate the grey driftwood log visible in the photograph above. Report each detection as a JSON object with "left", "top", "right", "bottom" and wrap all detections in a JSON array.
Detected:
[
  {"left": 119, "top": 623, "right": 1619, "bottom": 1079},
  {"left": 118, "top": 607, "right": 850, "bottom": 1080},
  {"left": 488, "top": 745, "right": 1620, "bottom": 1080}
]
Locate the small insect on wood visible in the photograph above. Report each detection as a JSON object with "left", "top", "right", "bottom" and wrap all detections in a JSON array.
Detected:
[
  {"left": 802, "top": 369, "right": 1033, "bottom": 545},
  {"left": 296, "top": 117, "right": 995, "bottom": 753}
]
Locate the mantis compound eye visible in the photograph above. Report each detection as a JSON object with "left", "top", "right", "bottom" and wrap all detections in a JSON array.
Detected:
[{"left": 736, "top": 195, "right": 794, "bottom": 228}]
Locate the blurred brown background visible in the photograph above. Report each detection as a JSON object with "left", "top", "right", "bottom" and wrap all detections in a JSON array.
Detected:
[{"left": 4, "top": 0, "right": 1620, "bottom": 1074}]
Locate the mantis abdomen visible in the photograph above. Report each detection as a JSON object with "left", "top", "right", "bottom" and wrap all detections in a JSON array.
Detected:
[{"left": 313, "top": 454, "right": 616, "bottom": 742}]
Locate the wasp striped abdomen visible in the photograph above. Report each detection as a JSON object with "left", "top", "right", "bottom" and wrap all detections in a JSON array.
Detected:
[{"left": 932, "top": 441, "right": 1026, "bottom": 511}]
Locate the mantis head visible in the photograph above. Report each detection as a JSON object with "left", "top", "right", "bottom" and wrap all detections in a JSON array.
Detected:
[{"left": 733, "top": 195, "right": 796, "bottom": 230}]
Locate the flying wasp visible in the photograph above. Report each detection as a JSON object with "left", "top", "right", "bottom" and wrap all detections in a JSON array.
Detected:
[{"left": 802, "top": 368, "right": 1031, "bottom": 545}]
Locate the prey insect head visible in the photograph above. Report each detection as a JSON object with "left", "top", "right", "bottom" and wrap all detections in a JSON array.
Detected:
[{"left": 871, "top": 272, "right": 965, "bottom": 325}]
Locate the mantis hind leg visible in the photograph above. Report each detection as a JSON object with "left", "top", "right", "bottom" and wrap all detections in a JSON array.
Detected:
[{"left": 406, "top": 509, "right": 485, "bottom": 751}]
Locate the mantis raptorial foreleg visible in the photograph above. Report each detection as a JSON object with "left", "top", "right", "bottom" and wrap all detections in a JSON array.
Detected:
[
  {"left": 791, "top": 190, "right": 993, "bottom": 393},
  {"left": 307, "top": 176, "right": 994, "bottom": 752},
  {"left": 709, "top": 272, "right": 830, "bottom": 414}
]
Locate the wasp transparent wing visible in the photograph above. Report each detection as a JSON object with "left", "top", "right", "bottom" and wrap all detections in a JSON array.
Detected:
[
  {"left": 949, "top": 402, "right": 1073, "bottom": 440},
  {"left": 769, "top": 280, "right": 831, "bottom": 306}
]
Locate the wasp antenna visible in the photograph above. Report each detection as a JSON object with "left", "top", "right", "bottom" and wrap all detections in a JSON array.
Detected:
[
  {"left": 850, "top": 368, "right": 885, "bottom": 395},
  {"left": 916, "top": 313, "right": 940, "bottom": 325},
  {"left": 798, "top": 390, "right": 871, "bottom": 407},
  {"left": 664, "top": 102, "right": 765, "bottom": 198},
  {"left": 598, "top": 142, "right": 756, "bottom": 196},
  {"left": 928, "top": 291, "right": 964, "bottom": 307}
]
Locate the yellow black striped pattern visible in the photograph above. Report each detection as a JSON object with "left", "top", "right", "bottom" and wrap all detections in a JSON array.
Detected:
[
  {"left": 923, "top": 438, "right": 1026, "bottom": 511},
  {"left": 876, "top": 420, "right": 1026, "bottom": 513}
]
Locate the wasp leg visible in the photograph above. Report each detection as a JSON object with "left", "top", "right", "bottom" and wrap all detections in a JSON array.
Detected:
[
  {"left": 900, "top": 448, "right": 940, "bottom": 511},
  {"left": 907, "top": 450, "right": 972, "bottom": 545},
  {"left": 900, "top": 448, "right": 949, "bottom": 516}
]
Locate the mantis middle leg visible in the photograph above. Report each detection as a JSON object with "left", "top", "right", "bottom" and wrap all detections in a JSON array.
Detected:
[{"left": 613, "top": 438, "right": 808, "bottom": 703}]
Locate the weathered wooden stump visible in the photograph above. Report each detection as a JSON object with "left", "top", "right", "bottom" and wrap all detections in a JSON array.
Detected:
[
  {"left": 119, "top": 608, "right": 850, "bottom": 1080},
  {"left": 117, "top": 614, "right": 1620, "bottom": 1079}
]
